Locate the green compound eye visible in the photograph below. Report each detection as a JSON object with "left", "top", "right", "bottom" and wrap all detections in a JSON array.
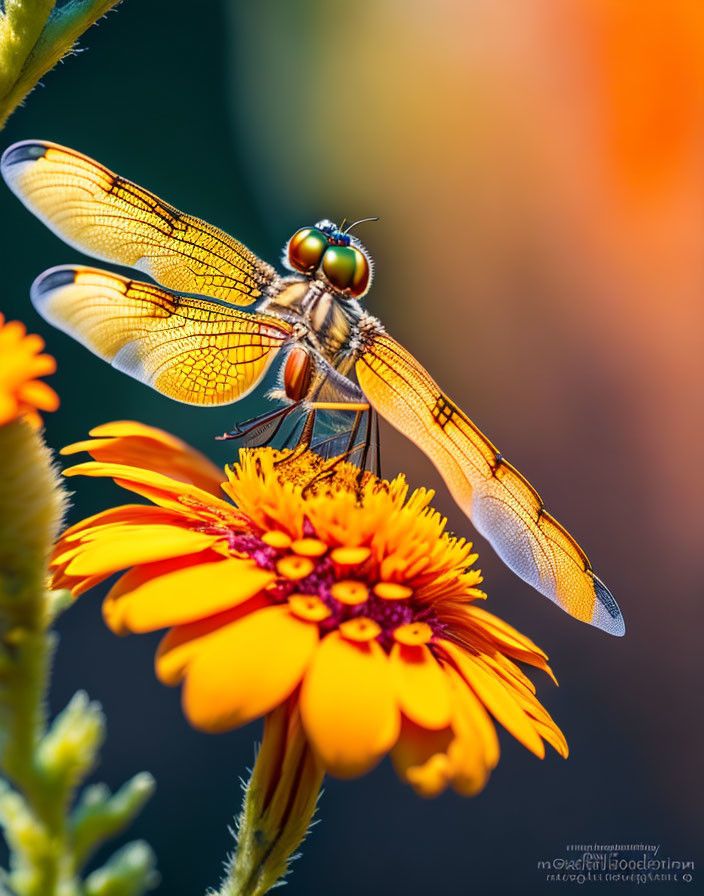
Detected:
[
  {"left": 288, "top": 227, "right": 329, "bottom": 273},
  {"left": 321, "top": 245, "right": 370, "bottom": 297}
]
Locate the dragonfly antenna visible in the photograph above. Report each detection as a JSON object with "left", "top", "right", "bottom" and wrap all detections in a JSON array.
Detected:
[{"left": 343, "top": 216, "right": 379, "bottom": 234}]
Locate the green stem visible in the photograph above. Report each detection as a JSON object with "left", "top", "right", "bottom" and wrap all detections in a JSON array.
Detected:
[
  {"left": 0, "top": 420, "right": 71, "bottom": 894},
  {"left": 0, "top": 420, "right": 156, "bottom": 895},
  {"left": 215, "top": 702, "right": 324, "bottom": 896},
  {"left": 0, "top": 0, "right": 123, "bottom": 129}
]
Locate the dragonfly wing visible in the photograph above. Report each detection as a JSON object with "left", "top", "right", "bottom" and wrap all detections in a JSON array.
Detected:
[
  {"left": 355, "top": 329, "right": 624, "bottom": 636},
  {"left": 2, "top": 140, "right": 277, "bottom": 307},
  {"left": 32, "top": 266, "right": 292, "bottom": 406}
]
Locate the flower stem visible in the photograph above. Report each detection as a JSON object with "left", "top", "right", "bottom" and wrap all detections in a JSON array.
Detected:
[
  {"left": 0, "top": 419, "right": 69, "bottom": 893},
  {"left": 0, "top": 420, "right": 156, "bottom": 895},
  {"left": 0, "top": 0, "right": 123, "bottom": 129},
  {"left": 215, "top": 702, "right": 324, "bottom": 896}
]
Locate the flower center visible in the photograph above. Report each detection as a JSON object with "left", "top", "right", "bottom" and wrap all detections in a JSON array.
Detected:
[{"left": 228, "top": 529, "right": 444, "bottom": 650}]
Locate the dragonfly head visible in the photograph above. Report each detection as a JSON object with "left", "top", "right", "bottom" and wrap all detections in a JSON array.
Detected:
[{"left": 285, "top": 217, "right": 376, "bottom": 299}]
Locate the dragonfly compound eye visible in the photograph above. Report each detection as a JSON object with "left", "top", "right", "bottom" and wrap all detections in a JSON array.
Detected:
[
  {"left": 284, "top": 345, "right": 313, "bottom": 402},
  {"left": 288, "top": 227, "right": 329, "bottom": 273},
  {"left": 321, "top": 245, "right": 370, "bottom": 297}
]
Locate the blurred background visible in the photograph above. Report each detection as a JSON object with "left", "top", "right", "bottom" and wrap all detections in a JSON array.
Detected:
[{"left": 1, "top": 0, "right": 702, "bottom": 892}]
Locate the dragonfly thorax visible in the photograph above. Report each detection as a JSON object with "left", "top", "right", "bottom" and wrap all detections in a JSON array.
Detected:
[{"left": 286, "top": 218, "right": 372, "bottom": 299}]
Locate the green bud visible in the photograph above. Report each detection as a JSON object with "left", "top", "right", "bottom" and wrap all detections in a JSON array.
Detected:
[
  {"left": 84, "top": 841, "right": 159, "bottom": 896},
  {"left": 37, "top": 691, "right": 105, "bottom": 800},
  {"left": 72, "top": 773, "right": 156, "bottom": 868}
]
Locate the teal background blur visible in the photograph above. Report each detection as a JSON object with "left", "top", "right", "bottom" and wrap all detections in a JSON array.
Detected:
[{"left": 1, "top": 1, "right": 702, "bottom": 893}]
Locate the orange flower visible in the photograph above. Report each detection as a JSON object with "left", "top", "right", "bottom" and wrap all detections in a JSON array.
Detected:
[
  {"left": 53, "top": 422, "right": 567, "bottom": 797},
  {"left": 0, "top": 312, "right": 59, "bottom": 427}
]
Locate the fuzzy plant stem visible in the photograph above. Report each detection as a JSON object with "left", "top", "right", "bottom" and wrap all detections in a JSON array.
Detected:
[
  {"left": 0, "top": 0, "right": 123, "bottom": 128},
  {"left": 0, "top": 420, "right": 156, "bottom": 896},
  {"left": 214, "top": 701, "right": 324, "bottom": 896},
  {"left": 0, "top": 418, "right": 71, "bottom": 894}
]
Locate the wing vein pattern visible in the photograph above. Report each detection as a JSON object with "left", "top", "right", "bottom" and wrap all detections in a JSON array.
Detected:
[
  {"left": 32, "top": 265, "right": 292, "bottom": 406},
  {"left": 1, "top": 140, "right": 278, "bottom": 306},
  {"left": 356, "top": 331, "right": 624, "bottom": 635}
]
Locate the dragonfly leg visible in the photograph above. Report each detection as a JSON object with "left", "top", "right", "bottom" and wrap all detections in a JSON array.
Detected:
[
  {"left": 373, "top": 410, "right": 382, "bottom": 478},
  {"left": 306, "top": 401, "right": 370, "bottom": 412},
  {"left": 355, "top": 407, "right": 374, "bottom": 484},
  {"left": 274, "top": 409, "right": 317, "bottom": 466},
  {"left": 215, "top": 403, "right": 302, "bottom": 442},
  {"left": 301, "top": 407, "right": 377, "bottom": 496}
]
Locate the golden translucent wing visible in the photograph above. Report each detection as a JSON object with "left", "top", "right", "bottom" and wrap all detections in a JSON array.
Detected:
[
  {"left": 356, "top": 330, "right": 624, "bottom": 635},
  {"left": 2, "top": 140, "right": 277, "bottom": 307},
  {"left": 32, "top": 265, "right": 292, "bottom": 406}
]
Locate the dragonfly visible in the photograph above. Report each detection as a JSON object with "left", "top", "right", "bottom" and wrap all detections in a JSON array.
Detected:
[{"left": 1, "top": 139, "right": 624, "bottom": 636}]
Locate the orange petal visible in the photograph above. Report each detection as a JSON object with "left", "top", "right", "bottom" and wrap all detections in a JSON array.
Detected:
[
  {"left": 441, "top": 641, "right": 544, "bottom": 758},
  {"left": 64, "top": 420, "right": 225, "bottom": 495},
  {"left": 301, "top": 632, "right": 400, "bottom": 777},
  {"left": 58, "top": 504, "right": 184, "bottom": 540},
  {"left": 445, "top": 665, "right": 500, "bottom": 770},
  {"left": 464, "top": 605, "right": 548, "bottom": 659},
  {"left": 390, "top": 643, "right": 452, "bottom": 730},
  {"left": 72, "top": 573, "right": 111, "bottom": 596},
  {"left": 0, "top": 393, "right": 18, "bottom": 425},
  {"left": 19, "top": 379, "right": 59, "bottom": 412},
  {"left": 155, "top": 599, "right": 269, "bottom": 686},
  {"left": 62, "top": 461, "right": 233, "bottom": 517},
  {"left": 64, "top": 525, "right": 220, "bottom": 577},
  {"left": 391, "top": 717, "right": 453, "bottom": 798},
  {"left": 446, "top": 730, "right": 490, "bottom": 797},
  {"left": 182, "top": 606, "right": 318, "bottom": 732},
  {"left": 103, "top": 558, "right": 275, "bottom": 634}
]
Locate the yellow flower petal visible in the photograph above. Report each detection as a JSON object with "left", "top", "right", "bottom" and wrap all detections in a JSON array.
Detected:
[
  {"left": 442, "top": 641, "right": 545, "bottom": 758},
  {"left": 393, "top": 669, "right": 494, "bottom": 797},
  {"left": 103, "top": 559, "right": 275, "bottom": 634},
  {"left": 89, "top": 420, "right": 185, "bottom": 443},
  {"left": 19, "top": 379, "right": 59, "bottom": 412},
  {"left": 465, "top": 605, "right": 548, "bottom": 659},
  {"left": 64, "top": 420, "right": 225, "bottom": 495},
  {"left": 0, "top": 313, "right": 58, "bottom": 425},
  {"left": 301, "top": 632, "right": 400, "bottom": 777},
  {"left": 446, "top": 731, "right": 490, "bottom": 797},
  {"left": 62, "top": 461, "right": 233, "bottom": 517},
  {"left": 445, "top": 665, "right": 500, "bottom": 771},
  {"left": 390, "top": 643, "right": 452, "bottom": 730},
  {"left": 155, "top": 599, "right": 269, "bottom": 686},
  {"left": 58, "top": 504, "right": 182, "bottom": 540},
  {"left": 64, "top": 525, "right": 220, "bottom": 577},
  {"left": 391, "top": 717, "right": 453, "bottom": 797},
  {"left": 183, "top": 606, "right": 318, "bottom": 732}
]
